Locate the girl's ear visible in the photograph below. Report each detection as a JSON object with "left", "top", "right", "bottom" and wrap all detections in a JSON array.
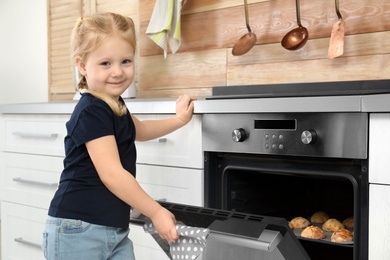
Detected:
[{"left": 75, "top": 56, "right": 86, "bottom": 75}]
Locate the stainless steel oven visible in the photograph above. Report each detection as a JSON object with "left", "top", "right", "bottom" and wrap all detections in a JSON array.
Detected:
[
  {"left": 202, "top": 112, "right": 368, "bottom": 260},
  {"left": 132, "top": 111, "right": 368, "bottom": 260}
]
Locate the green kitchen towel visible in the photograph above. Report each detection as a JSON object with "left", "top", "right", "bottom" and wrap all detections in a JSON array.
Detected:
[{"left": 146, "top": 0, "right": 187, "bottom": 58}]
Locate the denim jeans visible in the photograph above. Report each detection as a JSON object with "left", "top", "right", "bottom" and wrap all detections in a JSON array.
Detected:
[{"left": 42, "top": 216, "right": 136, "bottom": 260}]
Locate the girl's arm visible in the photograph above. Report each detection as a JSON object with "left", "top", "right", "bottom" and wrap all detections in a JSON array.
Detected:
[
  {"left": 132, "top": 94, "right": 196, "bottom": 141},
  {"left": 86, "top": 135, "right": 179, "bottom": 242}
]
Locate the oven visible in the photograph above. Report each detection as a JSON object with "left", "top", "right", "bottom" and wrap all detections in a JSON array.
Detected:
[
  {"left": 132, "top": 111, "right": 369, "bottom": 259},
  {"left": 202, "top": 112, "right": 368, "bottom": 260},
  {"left": 130, "top": 80, "right": 390, "bottom": 259}
]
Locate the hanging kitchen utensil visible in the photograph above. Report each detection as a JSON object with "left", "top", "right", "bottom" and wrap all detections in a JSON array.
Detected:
[
  {"left": 281, "top": 0, "right": 309, "bottom": 51},
  {"left": 232, "top": 0, "right": 257, "bottom": 56},
  {"left": 327, "top": 0, "right": 345, "bottom": 59}
]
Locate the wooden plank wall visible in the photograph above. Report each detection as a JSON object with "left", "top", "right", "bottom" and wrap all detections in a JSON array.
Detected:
[{"left": 137, "top": 0, "right": 390, "bottom": 98}]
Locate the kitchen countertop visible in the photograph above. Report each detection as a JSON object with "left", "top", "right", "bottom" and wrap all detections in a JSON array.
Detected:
[{"left": 0, "top": 94, "right": 390, "bottom": 114}]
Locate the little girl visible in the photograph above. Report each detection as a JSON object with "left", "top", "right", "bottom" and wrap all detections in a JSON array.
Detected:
[{"left": 42, "top": 12, "right": 195, "bottom": 259}]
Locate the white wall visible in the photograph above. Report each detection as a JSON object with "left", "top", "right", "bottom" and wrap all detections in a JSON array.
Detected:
[{"left": 0, "top": 0, "right": 48, "bottom": 104}]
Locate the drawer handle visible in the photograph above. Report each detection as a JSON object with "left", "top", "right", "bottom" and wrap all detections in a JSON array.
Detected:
[
  {"left": 147, "top": 138, "right": 167, "bottom": 143},
  {"left": 14, "top": 237, "right": 41, "bottom": 249},
  {"left": 12, "top": 131, "right": 58, "bottom": 138},
  {"left": 13, "top": 177, "right": 58, "bottom": 188}
]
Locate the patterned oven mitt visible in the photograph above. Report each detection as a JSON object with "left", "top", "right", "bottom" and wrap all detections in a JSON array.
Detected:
[{"left": 144, "top": 221, "right": 210, "bottom": 260}]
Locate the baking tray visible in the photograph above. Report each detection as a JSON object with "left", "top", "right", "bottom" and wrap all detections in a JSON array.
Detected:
[{"left": 292, "top": 223, "right": 353, "bottom": 247}]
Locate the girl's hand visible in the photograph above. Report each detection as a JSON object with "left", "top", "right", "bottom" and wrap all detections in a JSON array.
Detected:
[
  {"left": 151, "top": 207, "right": 179, "bottom": 242},
  {"left": 176, "top": 94, "right": 196, "bottom": 125}
]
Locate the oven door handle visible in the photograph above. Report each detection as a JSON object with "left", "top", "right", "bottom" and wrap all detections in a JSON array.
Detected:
[{"left": 207, "top": 229, "right": 282, "bottom": 252}]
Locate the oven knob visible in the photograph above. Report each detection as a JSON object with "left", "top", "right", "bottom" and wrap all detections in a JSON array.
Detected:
[
  {"left": 232, "top": 128, "right": 247, "bottom": 142},
  {"left": 301, "top": 130, "right": 317, "bottom": 144}
]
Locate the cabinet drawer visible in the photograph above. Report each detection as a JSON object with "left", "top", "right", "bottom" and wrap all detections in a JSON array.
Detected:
[
  {"left": 1, "top": 153, "right": 62, "bottom": 209},
  {"left": 1, "top": 202, "right": 46, "bottom": 260},
  {"left": 1, "top": 114, "right": 69, "bottom": 156},
  {"left": 135, "top": 114, "right": 203, "bottom": 168},
  {"left": 136, "top": 164, "right": 203, "bottom": 207}
]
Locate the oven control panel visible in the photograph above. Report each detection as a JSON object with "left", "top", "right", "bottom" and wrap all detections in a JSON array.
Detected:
[{"left": 203, "top": 113, "right": 368, "bottom": 159}]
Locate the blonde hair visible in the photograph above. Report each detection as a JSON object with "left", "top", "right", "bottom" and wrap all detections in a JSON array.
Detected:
[{"left": 71, "top": 12, "right": 136, "bottom": 116}]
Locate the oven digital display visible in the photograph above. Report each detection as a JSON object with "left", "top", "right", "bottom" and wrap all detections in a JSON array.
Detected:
[{"left": 254, "top": 119, "right": 296, "bottom": 130}]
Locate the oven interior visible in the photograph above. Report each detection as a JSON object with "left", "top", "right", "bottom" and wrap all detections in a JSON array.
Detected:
[{"left": 205, "top": 152, "right": 368, "bottom": 260}]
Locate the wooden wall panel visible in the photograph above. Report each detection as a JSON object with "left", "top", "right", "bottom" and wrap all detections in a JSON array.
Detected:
[
  {"left": 140, "top": 0, "right": 270, "bottom": 21},
  {"left": 228, "top": 31, "right": 390, "bottom": 66},
  {"left": 227, "top": 54, "right": 390, "bottom": 86},
  {"left": 136, "top": 0, "right": 390, "bottom": 98},
  {"left": 226, "top": 31, "right": 390, "bottom": 85},
  {"left": 139, "top": 0, "right": 390, "bottom": 56},
  {"left": 48, "top": 0, "right": 390, "bottom": 100},
  {"left": 136, "top": 88, "right": 212, "bottom": 98},
  {"left": 137, "top": 49, "right": 227, "bottom": 97}
]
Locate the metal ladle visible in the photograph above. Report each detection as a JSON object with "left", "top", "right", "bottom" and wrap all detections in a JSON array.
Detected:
[
  {"left": 232, "top": 0, "right": 257, "bottom": 56},
  {"left": 281, "top": 0, "right": 309, "bottom": 50}
]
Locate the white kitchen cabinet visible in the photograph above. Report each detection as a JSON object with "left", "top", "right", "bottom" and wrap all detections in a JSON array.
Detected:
[
  {"left": 1, "top": 114, "right": 67, "bottom": 156},
  {"left": 0, "top": 112, "right": 203, "bottom": 260},
  {"left": 129, "top": 114, "right": 203, "bottom": 260},
  {"left": 0, "top": 111, "right": 203, "bottom": 260},
  {"left": 368, "top": 113, "right": 390, "bottom": 259},
  {"left": 2, "top": 153, "right": 62, "bottom": 209},
  {"left": 136, "top": 164, "right": 203, "bottom": 206},
  {"left": 369, "top": 113, "right": 390, "bottom": 185},
  {"left": 135, "top": 114, "right": 203, "bottom": 169},
  {"left": 368, "top": 184, "right": 390, "bottom": 259},
  {"left": 1, "top": 202, "right": 47, "bottom": 260},
  {"left": 130, "top": 166, "right": 203, "bottom": 260},
  {"left": 0, "top": 114, "right": 68, "bottom": 260}
]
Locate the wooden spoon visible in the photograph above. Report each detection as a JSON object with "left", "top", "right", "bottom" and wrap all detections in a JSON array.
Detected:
[
  {"left": 328, "top": 0, "right": 345, "bottom": 59},
  {"left": 232, "top": 0, "right": 257, "bottom": 56}
]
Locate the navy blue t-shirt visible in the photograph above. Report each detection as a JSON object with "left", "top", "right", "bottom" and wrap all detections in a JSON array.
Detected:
[{"left": 48, "top": 93, "right": 137, "bottom": 228}]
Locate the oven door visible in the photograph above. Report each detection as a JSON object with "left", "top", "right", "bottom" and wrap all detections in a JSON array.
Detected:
[{"left": 130, "top": 201, "right": 310, "bottom": 260}]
